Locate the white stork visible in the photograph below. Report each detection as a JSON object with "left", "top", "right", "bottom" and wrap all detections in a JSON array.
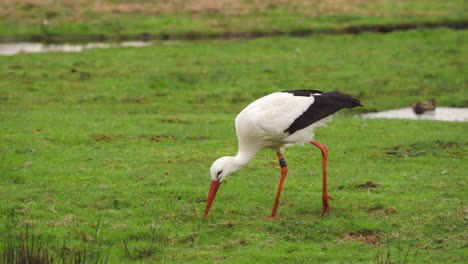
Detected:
[{"left": 204, "top": 90, "right": 362, "bottom": 219}]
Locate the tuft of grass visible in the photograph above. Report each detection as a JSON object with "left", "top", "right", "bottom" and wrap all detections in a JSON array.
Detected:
[
  {"left": 1, "top": 208, "right": 110, "bottom": 264},
  {"left": 374, "top": 241, "right": 419, "bottom": 264},
  {"left": 123, "top": 223, "right": 169, "bottom": 260},
  {"left": 2, "top": 227, "right": 54, "bottom": 264}
]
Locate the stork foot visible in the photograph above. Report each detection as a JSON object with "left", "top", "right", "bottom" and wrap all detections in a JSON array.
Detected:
[
  {"left": 321, "top": 194, "right": 333, "bottom": 216},
  {"left": 265, "top": 214, "right": 278, "bottom": 219}
]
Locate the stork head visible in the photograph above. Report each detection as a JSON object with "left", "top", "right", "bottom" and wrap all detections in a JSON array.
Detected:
[
  {"left": 204, "top": 156, "right": 242, "bottom": 219},
  {"left": 210, "top": 156, "right": 240, "bottom": 182}
]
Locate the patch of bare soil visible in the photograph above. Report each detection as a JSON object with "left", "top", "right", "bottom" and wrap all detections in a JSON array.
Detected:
[
  {"left": 90, "top": 134, "right": 177, "bottom": 142},
  {"left": 356, "top": 181, "right": 378, "bottom": 189},
  {"left": 376, "top": 140, "right": 467, "bottom": 159},
  {"left": 90, "top": 133, "right": 121, "bottom": 142},
  {"left": 138, "top": 135, "right": 177, "bottom": 142},
  {"left": 160, "top": 117, "right": 191, "bottom": 124},
  {"left": 344, "top": 231, "right": 383, "bottom": 247}
]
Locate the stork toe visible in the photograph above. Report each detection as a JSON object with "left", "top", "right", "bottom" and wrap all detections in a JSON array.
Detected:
[{"left": 321, "top": 194, "right": 333, "bottom": 216}]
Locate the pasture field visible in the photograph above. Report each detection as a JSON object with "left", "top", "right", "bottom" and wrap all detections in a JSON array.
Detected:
[
  {"left": 0, "top": 0, "right": 467, "bottom": 38},
  {"left": 1, "top": 28, "right": 467, "bottom": 263}
]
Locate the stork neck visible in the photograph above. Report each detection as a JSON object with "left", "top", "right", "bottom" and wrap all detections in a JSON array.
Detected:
[{"left": 234, "top": 146, "right": 259, "bottom": 167}]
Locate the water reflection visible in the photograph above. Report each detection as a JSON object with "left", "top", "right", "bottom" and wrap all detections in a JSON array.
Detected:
[
  {"left": 361, "top": 107, "right": 468, "bottom": 122},
  {"left": 0, "top": 41, "right": 150, "bottom": 56}
]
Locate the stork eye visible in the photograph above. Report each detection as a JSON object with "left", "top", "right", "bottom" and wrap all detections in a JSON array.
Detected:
[{"left": 216, "top": 170, "right": 223, "bottom": 179}]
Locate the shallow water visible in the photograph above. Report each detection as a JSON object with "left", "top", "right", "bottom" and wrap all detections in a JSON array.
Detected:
[
  {"left": 361, "top": 107, "right": 468, "bottom": 122},
  {"left": 0, "top": 41, "right": 150, "bottom": 56}
]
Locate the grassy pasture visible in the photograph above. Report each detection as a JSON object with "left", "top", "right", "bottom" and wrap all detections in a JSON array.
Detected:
[
  {"left": 0, "top": 0, "right": 466, "bottom": 38},
  {"left": 1, "top": 28, "right": 467, "bottom": 263}
]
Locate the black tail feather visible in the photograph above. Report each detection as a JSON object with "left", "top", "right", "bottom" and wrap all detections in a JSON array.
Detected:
[{"left": 283, "top": 90, "right": 363, "bottom": 134}]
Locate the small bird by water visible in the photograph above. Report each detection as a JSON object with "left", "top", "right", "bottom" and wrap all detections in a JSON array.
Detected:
[
  {"left": 204, "top": 90, "right": 362, "bottom": 219},
  {"left": 412, "top": 98, "right": 436, "bottom": 114}
]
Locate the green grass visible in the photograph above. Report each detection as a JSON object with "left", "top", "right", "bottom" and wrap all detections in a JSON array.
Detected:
[
  {"left": 0, "top": 0, "right": 466, "bottom": 38},
  {"left": 1, "top": 28, "right": 467, "bottom": 263}
]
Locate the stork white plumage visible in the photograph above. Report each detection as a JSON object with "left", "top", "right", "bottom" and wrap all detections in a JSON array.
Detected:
[{"left": 204, "top": 90, "right": 362, "bottom": 219}]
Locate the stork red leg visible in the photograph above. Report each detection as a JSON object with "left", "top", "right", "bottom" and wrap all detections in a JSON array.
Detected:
[
  {"left": 269, "top": 152, "right": 288, "bottom": 218},
  {"left": 310, "top": 140, "right": 333, "bottom": 216}
]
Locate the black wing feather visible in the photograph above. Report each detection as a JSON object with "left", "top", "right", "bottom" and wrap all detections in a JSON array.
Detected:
[
  {"left": 283, "top": 90, "right": 363, "bottom": 135},
  {"left": 282, "top": 89, "right": 323, "bottom": 96}
]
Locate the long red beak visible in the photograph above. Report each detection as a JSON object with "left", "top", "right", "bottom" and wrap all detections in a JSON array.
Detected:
[{"left": 204, "top": 180, "right": 221, "bottom": 219}]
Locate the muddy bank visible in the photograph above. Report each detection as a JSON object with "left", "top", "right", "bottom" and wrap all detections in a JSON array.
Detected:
[
  {"left": 0, "top": 41, "right": 150, "bottom": 56},
  {"left": 1, "top": 20, "right": 466, "bottom": 43}
]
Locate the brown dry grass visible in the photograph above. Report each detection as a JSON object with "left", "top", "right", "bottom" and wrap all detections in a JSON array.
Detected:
[
  {"left": 0, "top": 0, "right": 457, "bottom": 24},
  {"left": 344, "top": 231, "right": 383, "bottom": 247}
]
